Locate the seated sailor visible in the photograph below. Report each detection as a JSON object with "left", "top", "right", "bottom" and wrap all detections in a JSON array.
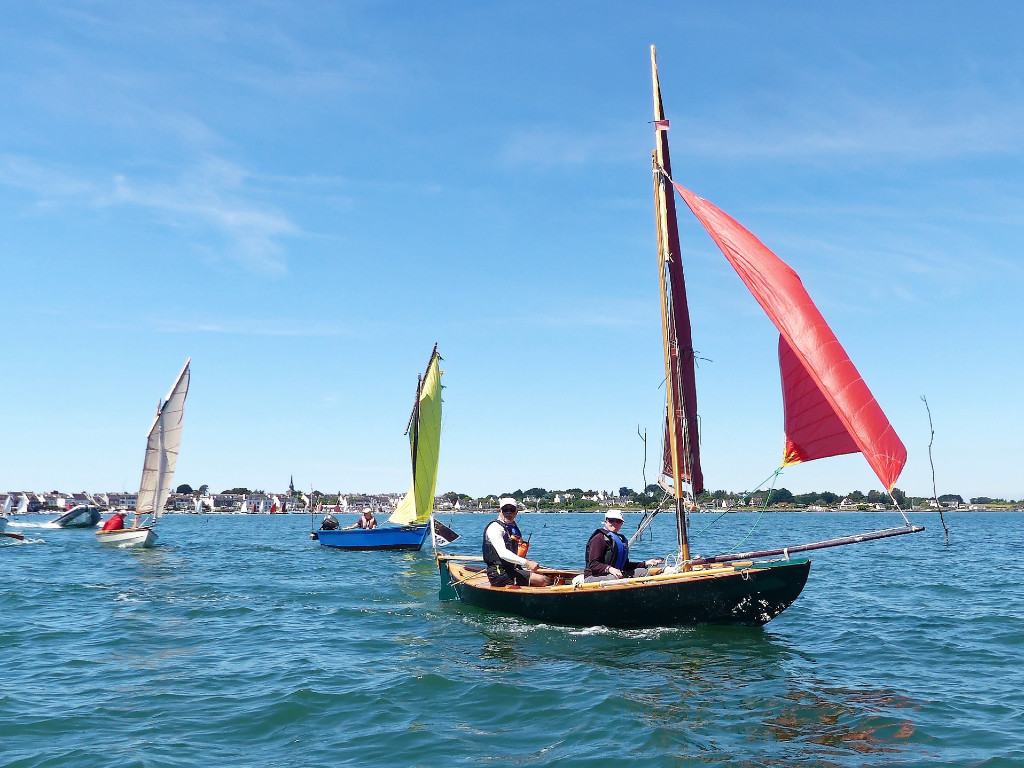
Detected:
[
  {"left": 584, "top": 509, "right": 662, "bottom": 582},
  {"left": 100, "top": 511, "right": 127, "bottom": 532},
  {"left": 483, "top": 497, "right": 546, "bottom": 587}
]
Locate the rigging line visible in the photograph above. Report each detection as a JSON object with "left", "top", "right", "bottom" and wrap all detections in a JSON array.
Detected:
[
  {"left": 890, "top": 492, "right": 911, "bottom": 526},
  {"left": 690, "top": 508, "right": 729, "bottom": 539},
  {"left": 630, "top": 493, "right": 671, "bottom": 545},
  {"left": 721, "top": 467, "right": 783, "bottom": 556},
  {"left": 655, "top": 164, "right": 680, "bottom": 189},
  {"left": 738, "top": 467, "right": 787, "bottom": 507}
]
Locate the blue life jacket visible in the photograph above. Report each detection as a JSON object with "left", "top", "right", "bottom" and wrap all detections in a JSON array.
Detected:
[{"left": 588, "top": 528, "right": 629, "bottom": 571}]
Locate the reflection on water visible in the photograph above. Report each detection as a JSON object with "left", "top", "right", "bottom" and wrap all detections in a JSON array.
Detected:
[{"left": 468, "top": 611, "right": 924, "bottom": 765}]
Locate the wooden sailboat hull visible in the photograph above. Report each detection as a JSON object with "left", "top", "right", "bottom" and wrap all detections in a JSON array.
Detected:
[
  {"left": 317, "top": 524, "right": 429, "bottom": 552},
  {"left": 438, "top": 556, "right": 811, "bottom": 628},
  {"left": 95, "top": 527, "right": 157, "bottom": 548}
]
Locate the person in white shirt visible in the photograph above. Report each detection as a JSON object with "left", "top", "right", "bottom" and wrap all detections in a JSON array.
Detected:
[{"left": 482, "top": 497, "right": 546, "bottom": 587}]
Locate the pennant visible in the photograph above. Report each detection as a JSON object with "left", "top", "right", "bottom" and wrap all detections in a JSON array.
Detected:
[{"left": 432, "top": 519, "right": 460, "bottom": 546}]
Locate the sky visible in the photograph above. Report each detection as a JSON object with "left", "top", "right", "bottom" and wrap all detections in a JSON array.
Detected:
[{"left": 1, "top": 1, "right": 1021, "bottom": 501}]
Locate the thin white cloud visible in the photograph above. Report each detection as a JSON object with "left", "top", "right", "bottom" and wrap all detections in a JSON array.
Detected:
[
  {"left": 498, "top": 122, "right": 636, "bottom": 168},
  {"left": 679, "top": 85, "right": 1024, "bottom": 163},
  {"left": 155, "top": 317, "right": 351, "bottom": 336},
  {"left": 499, "top": 85, "right": 1024, "bottom": 171},
  {"left": 0, "top": 153, "right": 299, "bottom": 273}
]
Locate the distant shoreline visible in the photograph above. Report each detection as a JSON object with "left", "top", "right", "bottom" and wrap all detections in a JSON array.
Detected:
[{"left": 15, "top": 505, "right": 1021, "bottom": 519}]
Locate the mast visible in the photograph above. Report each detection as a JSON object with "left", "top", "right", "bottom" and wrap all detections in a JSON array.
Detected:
[
  {"left": 651, "top": 45, "right": 702, "bottom": 560},
  {"left": 409, "top": 374, "right": 423, "bottom": 494},
  {"left": 135, "top": 398, "right": 162, "bottom": 530},
  {"left": 153, "top": 413, "right": 166, "bottom": 526}
]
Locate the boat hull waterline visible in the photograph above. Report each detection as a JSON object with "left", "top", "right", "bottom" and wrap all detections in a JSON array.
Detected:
[
  {"left": 95, "top": 527, "right": 158, "bottom": 548},
  {"left": 317, "top": 524, "right": 430, "bottom": 552},
  {"left": 438, "top": 555, "right": 811, "bottom": 628}
]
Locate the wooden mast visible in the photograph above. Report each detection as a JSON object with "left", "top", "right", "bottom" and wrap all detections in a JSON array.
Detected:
[{"left": 651, "top": 45, "right": 691, "bottom": 561}]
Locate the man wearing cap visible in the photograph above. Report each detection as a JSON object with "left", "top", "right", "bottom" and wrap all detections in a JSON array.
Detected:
[
  {"left": 356, "top": 508, "right": 377, "bottom": 529},
  {"left": 482, "top": 497, "right": 546, "bottom": 587},
  {"left": 584, "top": 509, "right": 662, "bottom": 582}
]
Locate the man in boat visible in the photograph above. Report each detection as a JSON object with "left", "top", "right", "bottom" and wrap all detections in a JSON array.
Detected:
[
  {"left": 584, "top": 509, "right": 662, "bottom": 582},
  {"left": 356, "top": 508, "right": 377, "bottom": 529},
  {"left": 100, "top": 511, "right": 127, "bottom": 532},
  {"left": 483, "top": 497, "right": 546, "bottom": 587}
]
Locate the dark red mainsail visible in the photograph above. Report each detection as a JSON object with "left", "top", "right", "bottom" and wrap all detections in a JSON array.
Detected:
[
  {"left": 674, "top": 185, "right": 906, "bottom": 492},
  {"left": 653, "top": 60, "right": 703, "bottom": 497}
]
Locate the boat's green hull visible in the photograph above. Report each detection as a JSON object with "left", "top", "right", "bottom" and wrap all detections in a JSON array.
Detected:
[{"left": 438, "top": 557, "right": 811, "bottom": 628}]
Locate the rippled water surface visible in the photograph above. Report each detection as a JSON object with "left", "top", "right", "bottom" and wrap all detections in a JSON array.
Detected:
[{"left": 2, "top": 511, "right": 1021, "bottom": 767}]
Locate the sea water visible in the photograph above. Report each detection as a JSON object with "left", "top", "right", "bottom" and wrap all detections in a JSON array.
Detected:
[{"left": 1, "top": 511, "right": 1020, "bottom": 767}]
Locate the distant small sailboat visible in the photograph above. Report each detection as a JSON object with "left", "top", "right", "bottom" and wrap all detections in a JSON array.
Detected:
[
  {"left": 96, "top": 359, "right": 191, "bottom": 548},
  {"left": 52, "top": 505, "right": 102, "bottom": 528},
  {"left": 318, "top": 345, "right": 457, "bottom": 551}
]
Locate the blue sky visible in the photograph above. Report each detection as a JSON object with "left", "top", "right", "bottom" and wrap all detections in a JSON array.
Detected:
[{"left": 1, "top": 1, "right": 1021, "bottom": 501}]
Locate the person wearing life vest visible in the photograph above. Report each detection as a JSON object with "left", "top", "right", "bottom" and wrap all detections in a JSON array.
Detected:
[
  {"left": 356, "top": 508, "right": 377, "bottom": 529},
  {"left": 100, "top": 511, "right": 127, "bottom": 532},
  {"left": 482, "top": 497, "right": 546, "bottom": 587},
  {"left": 584, "top": 509, "right": 662, "bottom": 582}
]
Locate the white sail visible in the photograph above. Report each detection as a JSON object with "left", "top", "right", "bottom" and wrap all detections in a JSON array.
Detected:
[
  {"left": 15, "top": 494, "right": 28, "bottom": 515},
  {"left": 1, "top": 495, "right": 11, "bottom": 516},
  {"left": 135, "top": 359, "right": 191, "bottom": 527}
]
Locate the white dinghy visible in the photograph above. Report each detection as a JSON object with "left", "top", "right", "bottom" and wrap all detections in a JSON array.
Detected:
[{"left": 97, "top": 360, "right": 190, "bottom": 548}]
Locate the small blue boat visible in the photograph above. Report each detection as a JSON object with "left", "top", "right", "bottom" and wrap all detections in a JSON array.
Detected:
[
  {"left": 316, "top": 346, "right": 457, "bottom": 554},
  {"left": 316, "top": 524, "right": 430, "bottom": 551}
]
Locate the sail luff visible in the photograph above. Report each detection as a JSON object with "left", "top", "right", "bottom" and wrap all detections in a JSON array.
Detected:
[
  {"left": 654, "top": 167, "right": 689, "bottom": 558},
  {"left": 410, "top": 374, "right": 422, "bottom": 490}
]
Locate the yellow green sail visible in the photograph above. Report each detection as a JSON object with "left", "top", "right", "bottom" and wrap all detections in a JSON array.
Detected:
[{"left": 388, "top": 348, "right": 442, "bottom": 525}]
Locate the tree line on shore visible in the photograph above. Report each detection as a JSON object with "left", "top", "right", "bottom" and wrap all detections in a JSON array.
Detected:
[
  {"left": 170, "top": 484, "right": 1017, "bottom": 510},
  {"left": 454, "top": 486, "right": 1016, "bottom": 510}
]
